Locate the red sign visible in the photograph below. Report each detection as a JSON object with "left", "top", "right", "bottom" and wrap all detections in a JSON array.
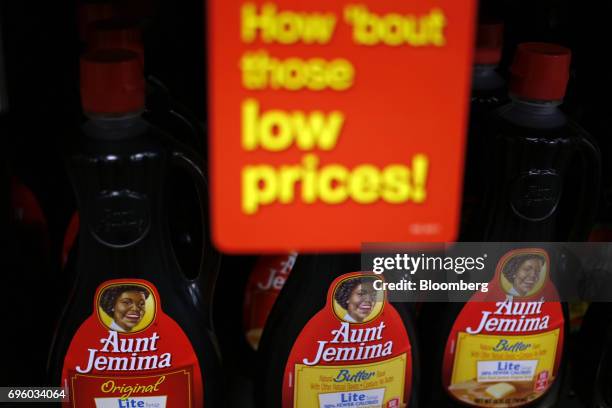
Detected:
[{"left": 208, "top": 0, "right": 476, "bottom": 252}]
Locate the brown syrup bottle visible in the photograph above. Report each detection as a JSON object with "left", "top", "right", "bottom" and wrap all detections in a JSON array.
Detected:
[
  {"left": 214, "top": 253, "right": 297, "bottom": 407},
  {"left": 461, "top": 21, "right": 508, "bottom": 241},
  {"left": 479, "top": 43, "right": 600, "bottom": 242},
  {"left": 48, "top": 50, "right": 221, "bottom": 407},
  {"left": 420, "top": 43, "right": 598, "bottom": 408},
  {"left": 63, "top": 6, "right": 205, "bottom": 275},
  {"left": 0, "top": 14, "right": 54, "bottom": 387},
  {"left": 256, "top": 254, "right": 420, "bottom": 407},
  {"left": 574, "top": 302, "right": 612, "bottom": 408}
]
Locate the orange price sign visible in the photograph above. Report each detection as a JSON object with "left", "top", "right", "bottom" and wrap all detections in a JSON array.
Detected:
[{"left": 208, "top": 0, "right": 476, "bottom": 252}]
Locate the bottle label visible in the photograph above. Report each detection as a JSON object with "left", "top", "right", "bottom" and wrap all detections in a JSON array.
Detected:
[
  {"left": 61, "top": 279, "right": 203, "bottom": 407},
  {"left": 283, "top": 272, "right": 412, "bottom": 408},
  {"left": 442, "top": 249, "right": 564, "bottom": 407},
  {"left": 243, "top": 253, "right": 297, "bottom": 349}
]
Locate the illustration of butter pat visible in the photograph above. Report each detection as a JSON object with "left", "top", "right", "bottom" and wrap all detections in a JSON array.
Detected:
[{"left": 485, "top": 382, "right": 516, "bottom": 399}]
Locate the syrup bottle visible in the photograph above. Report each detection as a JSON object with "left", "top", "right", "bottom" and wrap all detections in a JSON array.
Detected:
[
  {"left": 243, "top": 253, "right": 298, "bottom": 351},
  {"left": 86, "top": 19, "right": 207, "bottom": 276},
  {"left": 0, "top": 14, "right": 53, "bottom": 386},
  {"left": 418, "top": 43, "right": 594, "bottom": 408},
  {"left": 215, "top": 254, "right": 297, "bottom": 363},
  {"left": 574, "top": 302, "right": 612, "bottom": 408},
  {"left": 419, "top": 247, "right": 570, "bottom": 408},
  {"left": 480, "top": 43, "right": 600, "bottom": 241},
  {"left": 256, "top": 254, "right": 420, "bottom": 407},
  {"left": 212, "top": 254, "right": 257, "bottom": 406},
  {"left": 62, "top": 11, "right": 205, "bottom": 278},
  {"left": 215, "top": 253, "right": 297, "bottom": 407},
  {"left": 77, "top": 1, "right": 115, "bottom": 48},
  {"left": 461, "top": 21, "right": 507, "bottom": 241},
  {"left": 48, "top": 50, "right": 221, "bottom": 407}
]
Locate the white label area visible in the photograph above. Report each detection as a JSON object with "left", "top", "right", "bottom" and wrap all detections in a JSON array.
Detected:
[
  {"left": 477, "top": 360, "right": 538, "bottom": 382},
  {"left": 94, "top": 396, "right": 167, "bottom": 408},
  {"left": 318, "top": 388, "right": 385, "bottom": 408}
]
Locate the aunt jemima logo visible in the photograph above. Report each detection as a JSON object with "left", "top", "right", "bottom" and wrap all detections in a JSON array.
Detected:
[
  {"left": 303, "top": 274, "right": 393, "bottom": 366},
  {"left": 467, "top": 249, "right": 552, "bottom": 335},
  {"left": 75, "top": 281, "right": 172, "bottom": 374}
]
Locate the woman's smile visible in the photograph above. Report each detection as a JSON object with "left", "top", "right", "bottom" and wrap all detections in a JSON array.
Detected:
[
  {"left": 113, "top": 291, "right": 146, "bottom": 331},
  {"left": 347, "top": 282, "right": 377, "bottom": 322}
]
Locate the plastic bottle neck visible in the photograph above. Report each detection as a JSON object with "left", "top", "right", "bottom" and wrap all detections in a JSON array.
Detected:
[
  {"left": 84, "top": 110, "right": 148, "bottom": 140},
  {"left": 472, "top": 64, "right": 505, "bottom": 92},
  {"left": 499, "top": 95, "right": 567, "bottom": 129}
]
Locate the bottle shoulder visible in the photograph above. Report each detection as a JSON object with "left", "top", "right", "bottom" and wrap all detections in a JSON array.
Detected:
[
  {"left": 488, "top": 103, "right": 593, "bottom": 142},
  {"left": 71, "top": 121, "right": 169, "bottom": 161}
]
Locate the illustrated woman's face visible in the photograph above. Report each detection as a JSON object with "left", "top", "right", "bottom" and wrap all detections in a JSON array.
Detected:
[
  {"left": 347, "top": 282, "right": 376, "bottom": 322},
  {"left": 513, "top": 259, "right": 542, "bottom": 296},
  {"left": 113, "top": 291, "right": 146, "bottom": 331}
]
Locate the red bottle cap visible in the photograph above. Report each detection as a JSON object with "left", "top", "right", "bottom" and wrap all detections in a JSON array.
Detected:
[
  {"left": 88, "top": 19, "right": 144, "bottom": 67},
  {"left": 80, "top": 49, "right": 145, "bottom": 114},
  {"left": 509, "top": 42, "right": 571, "bottom": 101},
  {"left": 474, "top": 22, "right": 504, "bottom": 65},
  {"left": 77, "top": 2, "right": 116, "bottom": 42}
]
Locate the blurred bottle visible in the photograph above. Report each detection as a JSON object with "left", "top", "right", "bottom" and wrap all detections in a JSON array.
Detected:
[
  {"left": 213, "top": 253, "right": 296, "bottom": 408},
  {"left": 77, "top": 1, "right": 116, "bottom": 47},
  {"left": 574, "top": 302, "right": 612, "bottom": 408},
  {"left": 213, "top": 253, "right": 296, "bottom": 407},
  {"left": 0, "top": 13, "right": 52, "bottom": 385},
  {"left": 78, "top": 1, "right": 203, "bottom": 152},
  {"left": 243, "top": 253, "right": 297, "bottom": 350},
  {"left": 87, "top": 17, "right": 204, "bottom": 152},
  {"left": 215, "top": 256, "right": 295, "bottom": 358},
  {"left": 557, "top": 0, "right": 611, "bottom": 242},
  {"left": 89, "top": 17, "right": 205, "bottom": 282},
  {"left": 481, "top": 43, "right": 600, "bottom": 242},
  {"left": 471, "top": 21, "right": 508, "bottom": 122},
  {"left": 461, "top": 21, "right": 508, "bottom": 241},
  {"left": 62, "top": 3, "right": 205, "bottom": 282}
]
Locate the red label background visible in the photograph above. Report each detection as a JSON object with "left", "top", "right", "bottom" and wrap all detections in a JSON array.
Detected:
[
  {"left": 208, "top": 0, "right": 477, "bottom": 252},
  {"left": 243, "top": 254, "right": 296, "bottom": 339}
]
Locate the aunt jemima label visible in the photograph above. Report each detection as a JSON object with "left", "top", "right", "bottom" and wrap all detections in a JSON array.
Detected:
[
  {"left": 442, "top": 249, "right": 564, "bottom": 407},
  {"left": 243, "top": 253, "right": 297, "bottom": 350},
  {"left": 61, "top": 279, "right": 203, "bottom": 407},
  {"left": 283, "top": 272, "right": 412, "bottom": 408}
]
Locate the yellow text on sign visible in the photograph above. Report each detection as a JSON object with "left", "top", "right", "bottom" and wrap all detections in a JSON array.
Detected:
[
  {"left": 241, "top": 154, "right": 429, "bottom": 215},
  {"left": 344, "top": 5, "right": 447, "bottom": 46},
  {"left": 241, "top": 3, "right": 337, "bottom": 44},
  {"left": 240, "top": 51, "right": 355, "bottom": 91},
  {"left": 242, "top": 99, "right": 344, "bottom": 152}
]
